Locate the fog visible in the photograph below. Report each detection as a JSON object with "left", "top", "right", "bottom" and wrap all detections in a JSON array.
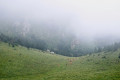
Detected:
[{"left": 0, "top": 0, "right": 120, "bottom": 39}]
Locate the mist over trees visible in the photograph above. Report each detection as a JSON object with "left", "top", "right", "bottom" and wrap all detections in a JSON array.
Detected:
[
  {"left": 0, "top": 0, "right": 120, "bottom": 56},
  {"left": 0, "top": 19, "right": 120, "bottom": 57}
]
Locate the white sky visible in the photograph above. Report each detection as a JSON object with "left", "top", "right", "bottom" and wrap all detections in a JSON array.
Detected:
[{"left": 0, "top": 0, "right": 120, "bottom": 37}]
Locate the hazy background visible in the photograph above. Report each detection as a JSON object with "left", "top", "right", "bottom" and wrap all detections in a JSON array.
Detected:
[
  {"left": 0, "top": 0, "right": 120, "bottom": 38},
  {"left": 0, "top": 0, "right": 120, "bottom": 56}
]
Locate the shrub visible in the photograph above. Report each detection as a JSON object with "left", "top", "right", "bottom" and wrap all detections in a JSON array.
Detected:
[
  {"left": 118, "top": 55, "right": 120, "bottom": 59},
  {"left": 102, "top": 56, "right": 106, "bottom": 59}
]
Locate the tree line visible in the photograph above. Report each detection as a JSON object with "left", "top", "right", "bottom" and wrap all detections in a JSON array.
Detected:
[
  {"left": 94, "top": 42, "right": 120, "bottom": 53},
  {"left": 0, "top": 32, "right": 120, "bottom": 57},
  {"left": 0, "top": 32, "right": 93, "bottom": 56},
  {"left": 0, "top": 33, "right": 47, "bottom": 50}
]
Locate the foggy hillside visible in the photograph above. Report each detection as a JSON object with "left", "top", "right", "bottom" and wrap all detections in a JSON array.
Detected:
[
  {"left": 0, "top": 0, "right": 120, "bottom": 56},
  {"left": 0, "top": 1, "right": 120, "bottom": 80}
]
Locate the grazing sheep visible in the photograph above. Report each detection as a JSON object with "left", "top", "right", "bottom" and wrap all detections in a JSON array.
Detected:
[
  {"left": 50, "top": 52, "right": 54, "bottom": 54},
  {"left": 47, "top": 49, "right": 50, "bottom": 52}
]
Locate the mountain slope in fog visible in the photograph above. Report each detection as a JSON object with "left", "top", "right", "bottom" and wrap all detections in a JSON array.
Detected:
[
  {"left": 0, "top": 0, "right": 120, "bottom": 56},
  {"left": 1, "top": 17, "right": 120, "bottom": 56}
]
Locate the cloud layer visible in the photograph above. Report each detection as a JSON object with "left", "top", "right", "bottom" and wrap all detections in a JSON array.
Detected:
[{"left": 0, "top": 0, "right": 120, "bottom": 38}]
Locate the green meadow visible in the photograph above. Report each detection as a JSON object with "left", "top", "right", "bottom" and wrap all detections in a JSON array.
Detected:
[{"left": 0, "top": 42, "right": 120, "bottom": 80}]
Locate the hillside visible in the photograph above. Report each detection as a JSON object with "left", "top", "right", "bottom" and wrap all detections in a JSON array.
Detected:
[
  {"left": 0, "top": 41, "right": 120, "bottom": 80},
  {"left": 0, "top": 22, "right": 95, "bottom": 57}
]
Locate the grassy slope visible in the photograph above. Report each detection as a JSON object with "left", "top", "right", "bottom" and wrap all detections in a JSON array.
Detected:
[{"left": 0, "top": 42, "right": 120, "bottom": 80}]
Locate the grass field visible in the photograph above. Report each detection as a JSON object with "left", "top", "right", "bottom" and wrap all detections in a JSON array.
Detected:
[{"left": 0, "top": 42, "right": 120, "bottom": 80}]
